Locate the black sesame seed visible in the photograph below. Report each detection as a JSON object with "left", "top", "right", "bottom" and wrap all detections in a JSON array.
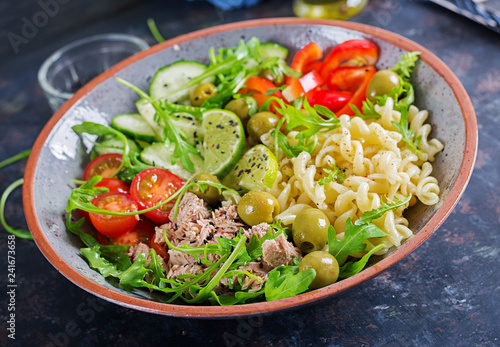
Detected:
[
  {"left": 259, "top": 262, "right": 263, "bottom": 269},
  {"left": 209, "top": 221, "right": 215, "bottom": 226},
  {"left": 207, "top": 235, "right": 213, "bottom": 240}
]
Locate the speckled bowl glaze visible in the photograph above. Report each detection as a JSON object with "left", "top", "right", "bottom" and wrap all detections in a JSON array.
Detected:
[{"left": 23, "top": 18, "right": 477, "bottom": 318}]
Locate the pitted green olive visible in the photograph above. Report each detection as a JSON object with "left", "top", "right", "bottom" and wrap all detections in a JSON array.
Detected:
[
  {"left": 189, "top": 172, "right": 221, "bottom": 205},
  {"left": 224, "top": 97, "right": 258, "bottom": 128},
  {"left": 366, "top": 69, "right": 400, "bottom": 102},
  {"left": 237, "top": 191, "right": 280, "bottom": 226},
  {"left": 299, "top": 251, "right": 339, "bottom": 289},
  {"left": 190, "top": 82, "right": 217, "bottom": 106},
  {"left": 246, "top": 111, "right": 280, "bottom": 140},
  {"left": 292, "top": 208, "right": 330, "bottom": 253}
]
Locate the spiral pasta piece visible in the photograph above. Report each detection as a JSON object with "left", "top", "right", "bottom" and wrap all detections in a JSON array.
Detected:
[{"left": 265, "top": 98, "right": 443, "bottom": 255}]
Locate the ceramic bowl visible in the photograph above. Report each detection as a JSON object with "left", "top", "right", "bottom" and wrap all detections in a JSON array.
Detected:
[{"left": 23, "top": 18, "right": 477, "bottom": 317}]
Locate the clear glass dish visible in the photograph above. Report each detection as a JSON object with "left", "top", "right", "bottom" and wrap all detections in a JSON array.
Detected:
[{"left": 38, "top": 33, "right": 149, "bottom": 112}]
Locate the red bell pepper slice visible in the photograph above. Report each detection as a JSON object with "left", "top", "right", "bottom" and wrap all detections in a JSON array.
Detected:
[
  {"left": 307, "top": 89, "right": 353, "bottom": 113},
  {"left": 319, "top": 39, "right": 379, "bottom": 80},
  {"left": 283, "top": 70, "right": 324, "bottom": 102},
  {"left": 241, "top": 76, "right": 285, "bottom": 113},
  {"left": 337, "top": 65, "right": 376, "bottom": 116},
  {"left": 303, "top": 61, "right": 323, "bottom": 75},
  {"left": 286, "top": 42, "right": 323, "bottom": 85},
  {"left": 327, "top": 66, "right": 374, "bottom": 93}
]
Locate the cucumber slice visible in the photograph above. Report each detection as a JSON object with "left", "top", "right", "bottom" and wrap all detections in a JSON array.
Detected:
[
  {"left": 136, "top": 99, "right": 200, "bottom": 145},
  {"left": 260, "top": 43, "right": 289, "bottom": 61},
  {"left": 111, "top": 113, "right": 156, "bottom": 142},
  {"left": 136, "top": 99, "right": 164, "bottom": 141},
  {"left": 222, "top": 144, "right": 278, "bottom": 191},
  {"left": 149, "top": 60, "right": 214, "bottom": 104},
  {"left": 140, "top": 142, "right": 204, "bottom": 180},
  {"left": 201, "top": 109, "right": 245, "bottom": 178},
  {"left": 93, "top": 137, "right": 140, "bottom": 156}
]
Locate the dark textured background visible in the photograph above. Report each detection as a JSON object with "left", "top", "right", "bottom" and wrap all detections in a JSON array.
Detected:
[{"left": 0, "top": 0, "right": 499, "bottom": 346}]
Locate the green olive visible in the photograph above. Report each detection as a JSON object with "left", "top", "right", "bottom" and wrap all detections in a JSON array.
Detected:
[
  {"left": 366, "top": 69, "right": 400, "bottom": 102},
  {"left": 246, "top": 111, "right": 280, "bottom": 140},
  {"left": 299, "top": 251, "right": 339, "bottom": 289},
  {"left": 224, "top": 97, "right": 258, "bottom": 128},
  {"left": 292, "top": 208, "right": 330, "bottom": 253},
  {"left": 237, "top": 191, "right": 280, "bottom": 226},
  {"left": 259, "top": 68, "right": 285, "bottom": 86},
  {"left": 190, "top": 82, "right": 217, "bottom": 106},
  {"left": 189, "top": 173, "right": 221, "bottom": 205}
]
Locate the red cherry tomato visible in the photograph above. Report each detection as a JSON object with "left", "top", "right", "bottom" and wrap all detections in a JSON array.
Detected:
[
  {"left": 83, "top": 153, "right": 122, "bottom": 181},
  {"left": 89, "top": 192, "right": 138, "bottom": 237},
  {"left": 130, "top": 168, "right": 185, "bottom": 224},
  {"left": 77, "top": 177, "right": 129, "bottom": 221},
  {"left": 96, "top": 177, "right": 129, "bottom": 194},
  {"left": 150, "top": 235, "right": 169, "bottom": 260},
  {"left": 97, "top": 218, "right": 154, "bottom": 246}
]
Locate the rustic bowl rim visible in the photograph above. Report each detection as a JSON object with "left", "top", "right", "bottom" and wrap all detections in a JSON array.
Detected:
[{"left": 23, "top": 17, "right": 478, "bottom": 318}]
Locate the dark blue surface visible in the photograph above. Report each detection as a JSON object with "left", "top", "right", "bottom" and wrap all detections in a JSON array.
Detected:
[{"left": 1, "top": 0, "right": 499, "bottom": 346}]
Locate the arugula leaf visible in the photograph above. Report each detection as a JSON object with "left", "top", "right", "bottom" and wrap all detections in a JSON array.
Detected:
[
  {"left": 338, "top": 243, "right": 385, "bottom": 279},
  {"left": 208, "top": 289, "right": 264, "bottom": 306},
  {"left": 355, "top": 195, "right": 411, "bottom": 225},
  {"left": 350, "top": 99, "right": 382, "bottom": 120},
  {"left": 265, "top": 85, "right": 287, "bottom": 96},
  {"left": 147, "top": 248, "right": 166, "bottom": 286},
  {"left": 100, "top": 244, "right": 132, "bottom": 271},
  {"left": 328, "top": 195, "right": 411, "bottom": 263},
  {"left": 318, "top": 162, "right": 346, "bottom": 185},
  {"left": 391, "top": 106, "right": 423, "bottom": 155},
  {"left": 390, "top": 51, "right": 420, "bottom": 79},
  {"left": 328, "top": 221, "right": 386, "bottom": 263},
  {"left": 264, "top": 264, "right": 315, "bottom": 301},
  {"left": 272, "top": 129, "right": 317, "bottom": 158},
  {"left": 0, "top": 178, "right": 33, "bottom": 240},
  {"left": 118, "top": 253, "right": 150, "bottom": 291},
  {"left": 117, "top": 78, "right": 200, "bottom": 173},
  {"left": 81, "top": 246, "right": 123, "bottom": 277},
  {"left": 72, "top": 122, "right": 131, "bottom": 174},
  {"left": 116, "top": 152, "right": 155, "bottom": 182}
]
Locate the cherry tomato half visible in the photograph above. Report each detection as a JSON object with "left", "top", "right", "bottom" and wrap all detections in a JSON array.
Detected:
[
  {"left": 97, "top": 218, "right": 154, "bottom": 246},
  {"left": 77, "top": 177, "right": 129, "bottom": 221},
  {"left": 96, "top": 177, "right": 129, "bottom": 194},
  {"left": 150, "top": 231, "right": 169, "bottom": 260},
  {"left": 130, "top": 168, "right": 185, "bottom": 224},
  {"left": 89, "top": 192, "right": 138, "bottom": 237},
  {"left": 83, "top": 153, "right": 123, "bottom": 181}
]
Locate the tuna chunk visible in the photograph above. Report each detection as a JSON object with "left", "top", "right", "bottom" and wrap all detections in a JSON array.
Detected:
[{"left": 261, "top": 234, "right": 302, "bottom": 268}]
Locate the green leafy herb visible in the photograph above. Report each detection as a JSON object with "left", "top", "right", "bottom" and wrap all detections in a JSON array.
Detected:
[
  {"left": 350, "top": 98, "right": 382, "bottom": 120},
  {"left": 0, "top": 179, "right": 33, "bottom": 240},
  {"left": 355, "top": 195, "right": 411, "bottom": 225},
  {"left": 390, "top": 51, "right": 421, "bottom": 80},
  {"left": 117, "top": 78, "right": 200, "bottom": 173},
  {"left": 264, "top": 85, "right": 287, "bottom": 96},
  {"left": 338, "top": 243, "right": 385, "bottom": 279},
  {"left": 318, "top": 162, "right": 346, "bottom": 185},
  {"left": 275, "top": 98, "right": 340, "bottom": 138},
  {"left": 391, "top": 106, "right": 423, "bottom": 155},
  {"left": 0, "top": 149, "right": 31, "bottom": 169},
  {"left": 72, "top": 122, "right": 131, "bottom": 174},
  {"left": 328, "top": 195, "right": 410, "bottom": 263},
  {"left": 328, "top": 220, "right": 386, "bottom": 263},
  {"left": 147, "top": 18, "right": 165, "bottom": 43},
  {"left": 264, "top": 263, "right": 315, "bottom": 301}
]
